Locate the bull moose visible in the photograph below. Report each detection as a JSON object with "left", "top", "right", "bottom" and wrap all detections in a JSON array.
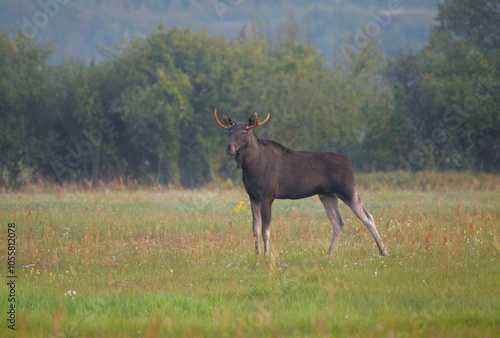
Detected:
[{"left": 215, "top": 108, "right": 389, "bottom": 257}]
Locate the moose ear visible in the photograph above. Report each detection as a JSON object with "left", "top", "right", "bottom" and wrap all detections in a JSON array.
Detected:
[
  {"left": 223, "top": 114, "right": 236, "bottom": 127},
  {"left": 247, "top": 114, "right": 256, "bottom": 127}
]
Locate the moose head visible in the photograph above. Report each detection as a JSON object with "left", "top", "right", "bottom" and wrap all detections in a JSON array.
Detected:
[{"left": 214, "top": 108, "right": 270, "bottom": 156}]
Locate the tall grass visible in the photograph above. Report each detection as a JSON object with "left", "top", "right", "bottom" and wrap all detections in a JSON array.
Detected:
[{"left": 0, "top": 172, "right": 499, "bottom": 337}]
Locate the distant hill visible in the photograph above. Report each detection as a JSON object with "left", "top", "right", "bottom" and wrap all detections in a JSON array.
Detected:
[{"left": 1, "top": 0, "right": 438, "bottom": 64}]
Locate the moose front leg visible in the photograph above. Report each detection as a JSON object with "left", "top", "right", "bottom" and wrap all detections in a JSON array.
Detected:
[
  {"left": 260, "top": 199, "right": 274, "bottom": 256},
  {"left": 250, "top": 199, "right": 262, "bottom": 255}
]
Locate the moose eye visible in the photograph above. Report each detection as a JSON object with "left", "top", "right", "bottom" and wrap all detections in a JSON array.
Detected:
[{"left": 242, "top": 131, "right": 248, "bottom": 136}]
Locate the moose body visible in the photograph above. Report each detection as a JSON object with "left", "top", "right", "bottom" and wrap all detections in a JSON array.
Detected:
[
  {"left": 215, "top": 109, "right": 389, "bottom": 257},
  {"left": 240, "top": 139, "right": 355, "bottom": 201}
]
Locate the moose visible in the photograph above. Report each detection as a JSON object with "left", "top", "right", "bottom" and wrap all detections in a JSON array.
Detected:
[{"left": 215, "top": 109, "right": 389, "bottom": 257}]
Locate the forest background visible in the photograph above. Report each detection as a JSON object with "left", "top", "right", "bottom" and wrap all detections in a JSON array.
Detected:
[{"left": 1, "top": 0, "right": 499, "bottom": 188}]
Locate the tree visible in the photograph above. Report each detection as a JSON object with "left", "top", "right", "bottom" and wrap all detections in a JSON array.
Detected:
[
  {"left": 0, "top": 31, "right": 56, "bottom": 187},
  {"left": 127, "top": 60, "right": 192, "bottom": 184},
  {"left": 436, "top": 0, "right": 500, "bottom": 50},
  {"left": 387, "top": 0, "right": 500, "bottom": 172}
]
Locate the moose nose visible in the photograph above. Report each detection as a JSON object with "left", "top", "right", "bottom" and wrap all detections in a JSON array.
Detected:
[{"left": 225, "top": 145, "right": 236, "bottom": 156}]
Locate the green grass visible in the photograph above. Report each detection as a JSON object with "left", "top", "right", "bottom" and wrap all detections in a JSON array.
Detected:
[{"left": 1, "top": 173, "right": 499, "bottom": 337}]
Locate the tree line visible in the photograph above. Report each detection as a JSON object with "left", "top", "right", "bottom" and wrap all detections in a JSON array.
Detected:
[
  {"left": 0, "top": 0, "right": 437, "bottom": 64},
  {"left": 1, "top": 0, "right": 498, "bottom": 188}
]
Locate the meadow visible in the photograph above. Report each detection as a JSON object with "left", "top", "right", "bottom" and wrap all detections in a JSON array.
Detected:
[{"left": 0, "top": 172, "right": 499, "bottom": 337}]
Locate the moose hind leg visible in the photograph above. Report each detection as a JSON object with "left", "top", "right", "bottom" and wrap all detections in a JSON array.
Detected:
[
  {"left": 319, "top": 194, "right": 344, "bottom": 257},
  {"left": 344, "top": 192, "right": 389, "bottom": 256},
  {"left": 250, "top": 199, "right": 262, "bottom": 255}
]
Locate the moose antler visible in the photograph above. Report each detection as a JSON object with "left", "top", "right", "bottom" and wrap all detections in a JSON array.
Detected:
[
  {"left": 214, "top": 108, "right": 231, "bottom": 129},
  {"left": 246, "top": 112, "right": 270, "bottom": 130}
]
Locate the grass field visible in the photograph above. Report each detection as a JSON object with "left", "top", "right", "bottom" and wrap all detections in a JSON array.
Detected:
[{"left": 1, "top": 172, "right": 499, "bottom": 337}]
